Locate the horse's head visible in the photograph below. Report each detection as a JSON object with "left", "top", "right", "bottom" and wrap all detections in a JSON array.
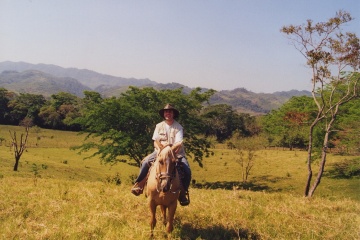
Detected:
[{"left": 156, "top": 141, "right": 182, "bottom": 193}]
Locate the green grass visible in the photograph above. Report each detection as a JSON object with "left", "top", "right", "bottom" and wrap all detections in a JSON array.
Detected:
[
  {"left": 0, "top": 125, "right": 359, "bottom": 239},
  {"left": 0, "top": 125, "right": 137, "bottom": 182}
]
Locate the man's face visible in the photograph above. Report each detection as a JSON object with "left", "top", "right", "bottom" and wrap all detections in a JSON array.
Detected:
[{"left": 164, "top": 109, "right": 174, "bottom": 120}]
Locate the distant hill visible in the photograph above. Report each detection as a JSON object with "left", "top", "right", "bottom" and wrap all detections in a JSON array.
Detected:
[
  {"left": 0, "top": 70, "right": 91, "bottom": 97},
  {"left": 273, "top": 89, "right": 312, "bottom": 98},
  {"left": 100, "top": 84, "right": 310, "bottom": 115},
  {"left": 209, "top": 88, "right": 303, "bottom": 114},
  {"left": 0, "top": 61, "right": 156, "bottom": 89},
  {"left": 0, "top": 61, "right": 311, "bottom": 114}
]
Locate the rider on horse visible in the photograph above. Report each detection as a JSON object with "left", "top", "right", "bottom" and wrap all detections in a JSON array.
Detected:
[{"left": 131, "top": 104, "right": 191, "bottom": 206}]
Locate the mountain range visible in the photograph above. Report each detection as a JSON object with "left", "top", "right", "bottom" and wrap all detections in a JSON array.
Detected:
[{"left": 0, "top": 61, "right": 311, "bottom": 115}]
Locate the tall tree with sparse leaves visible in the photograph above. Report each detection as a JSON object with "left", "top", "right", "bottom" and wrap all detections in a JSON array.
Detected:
[{"left": 281, "top": 10, "right": 360, "bottom": 197}]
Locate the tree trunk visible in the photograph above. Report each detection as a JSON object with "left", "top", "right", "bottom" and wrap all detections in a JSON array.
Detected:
[
  {"left": 308, "top": 125, "right": 331, "bottom": 197},
  {"left": 13, "top": 156, "right": 20, "bottom": 171},
  {"left": 304, "top": 125, "right": 315, "bottom": 196}
]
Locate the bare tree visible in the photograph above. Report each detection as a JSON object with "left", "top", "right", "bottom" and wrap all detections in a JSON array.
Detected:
[
  {"left": 236, "top": 147, "right": 255, "bottom": 183},
  {"left": 9, "top": 127, "right": 29, "bottom": 171},
  {"left": 281, "top": 11, "right": 360, "bottom": 197},
  {"left": 230, "top": 133, "right": 266, "bottom": 183}
]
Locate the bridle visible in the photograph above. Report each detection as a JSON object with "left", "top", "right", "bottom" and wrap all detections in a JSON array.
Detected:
[{"left": 155, "top": 145, "right": 180, "bottom": 194}]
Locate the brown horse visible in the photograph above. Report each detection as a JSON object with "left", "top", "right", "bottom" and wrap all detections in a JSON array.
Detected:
[{"left": 146, "top": 141, "right": 182, "bottom": 236}]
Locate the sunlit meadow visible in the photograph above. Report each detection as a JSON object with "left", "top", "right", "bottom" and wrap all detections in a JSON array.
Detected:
[{"left": 0, "top": 125, "right": 359, "bottom": 239}]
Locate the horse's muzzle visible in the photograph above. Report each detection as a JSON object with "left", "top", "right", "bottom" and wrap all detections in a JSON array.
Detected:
[
  {"left": 158, "top": 173, "right": 171, "bottom": 192},
  {"left": 162, "top": 184, "right": 169, "bottom": 192}
]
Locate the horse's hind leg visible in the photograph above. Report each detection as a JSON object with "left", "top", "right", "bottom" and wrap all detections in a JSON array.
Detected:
[{"left": 160, "top": 205, "right": 167, "bottom": 226}]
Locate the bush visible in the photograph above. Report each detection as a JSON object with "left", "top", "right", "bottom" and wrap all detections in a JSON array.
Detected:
[
  {"left": 327, "top": 158, "right": 360, "bottom": 179},
  {"left": 105, "top": 172, "right": 121, "bottom": 185}
]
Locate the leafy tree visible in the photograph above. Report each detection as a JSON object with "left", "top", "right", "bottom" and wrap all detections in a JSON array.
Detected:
[
  {"left": 166, "top": 87, "right": 216, "bottom": 167},
  {"left": 262, "top": 96, "right": 316, "bottom": 149},
  {"left": 201, "top": 104, "right": 258, "bottom": 142},
  {"left": 202, "top": 104, "right": 237, "bottom": 141},
  {"left": 74, "top": 87, "right": 215, "bottom": 167},
  {"left": 242, "top": 113, "right": 262, "bottom": 136},
  {"left": 38, "top": 105, "right": 62, "bottom": 129},
  {"left": 8, "top": 93, "right": 46, "bottom": 126},
  {"left": 0, "top": 88, "right": 12, "bottom": 124},
  {"left": 50, "top": 92, "right": 78, "bottom": 109},
  {"left": 263, "top": 94, "right": 360, "bottom": 153},
  {"left": 83, "top": 90, "right": 103, "bottom": 105},
  {"left": 39, "top": 92, "right": 81, "bottom": 130},
  {"left": 281, "top": 10, "right": 360, "bottom": 197},
  {"left": 333, "top": 97, "right": 360, "bottom": 154},
  {"left": 77, "top": 94, "right": 154, "bottom": 165}
]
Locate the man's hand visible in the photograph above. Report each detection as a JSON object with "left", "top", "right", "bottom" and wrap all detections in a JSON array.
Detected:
[{"left": 155, "top": 140, "right": 164, "bottom": 152}]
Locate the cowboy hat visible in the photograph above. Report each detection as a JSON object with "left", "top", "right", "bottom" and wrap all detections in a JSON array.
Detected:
[{"left": 159, "top": 104, "right": 179, "bottom": 119}]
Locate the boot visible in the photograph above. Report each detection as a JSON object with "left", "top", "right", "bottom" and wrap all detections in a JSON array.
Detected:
[
  {"left": 131, "top": 183, "right": 143, "bottom": 196},
  {"left": 178, "top": 189, "right": 190, "bottom": 206},
  {"left": 131, "top": 176, "right": 147, "bottom": 196}
]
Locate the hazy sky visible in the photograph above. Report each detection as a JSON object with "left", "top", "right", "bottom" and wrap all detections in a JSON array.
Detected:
[{"left": 1, "top": 1, "right": 359, "bottom": 93}]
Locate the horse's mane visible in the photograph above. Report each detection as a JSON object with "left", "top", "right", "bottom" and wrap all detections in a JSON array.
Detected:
[
  {"left": 157, "top": 145, "right": 175, "bottom": 163},
  {"left": 156, "top": 141, "right": 183, "bottom": 163}
]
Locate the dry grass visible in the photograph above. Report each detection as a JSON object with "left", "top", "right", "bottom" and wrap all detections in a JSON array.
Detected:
[
  {"left": 0, "top": 125, "right": 359, "bottom": 239},
  {"left": 0, "top": 177, "right": 359, "bottom": 239}
]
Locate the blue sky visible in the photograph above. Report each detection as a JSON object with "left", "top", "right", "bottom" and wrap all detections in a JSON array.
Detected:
[{"left": 1, "top": 0, "right": 359, "bottom": 93}]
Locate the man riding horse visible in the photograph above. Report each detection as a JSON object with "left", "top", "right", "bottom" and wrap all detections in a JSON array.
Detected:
[{"left": 131, "top": 104, "right": 191, "bottom": 206}]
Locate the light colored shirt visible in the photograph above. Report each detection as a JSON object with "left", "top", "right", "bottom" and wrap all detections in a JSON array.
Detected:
[{"left": 152, "top": 120, "right": 185, "bottom": 157}]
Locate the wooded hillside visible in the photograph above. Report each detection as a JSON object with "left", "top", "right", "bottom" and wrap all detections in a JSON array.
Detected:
[{"left": 0, "top": 61, "right": 311, "bottom": 115}]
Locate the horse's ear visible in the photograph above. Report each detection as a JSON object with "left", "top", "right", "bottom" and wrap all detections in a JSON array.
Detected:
[{"left": 171, "top": 141, "right": 183, "bottom": 152}]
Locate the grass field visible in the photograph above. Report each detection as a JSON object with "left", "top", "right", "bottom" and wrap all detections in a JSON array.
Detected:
[{"left": 0, "top": 125, "right": 359, "bottom": 239}]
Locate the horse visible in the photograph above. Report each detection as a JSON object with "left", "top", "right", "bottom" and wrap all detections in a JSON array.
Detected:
[{"left": 146, "top": 141, "right": 182, "bottom": 236}]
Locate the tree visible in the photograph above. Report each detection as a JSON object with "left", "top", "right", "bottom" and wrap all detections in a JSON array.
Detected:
[
  {"left": 74, "top": 89, "right": 157, "bottom": 165},
  {"left": 9, "top": 127, "right": 29, "bottom": 171},
  {"left": 201, "top": 104, "right": 256, "bottom": 142},
  {"left": 8, "top": 93, "right": 46, "bottom": 126},
  {"left": 169, "top": 87, "right": 216, "bottom": 167},
  {"left": 281, "top": 11, "right": 360, "bottom": 197},
  {"left": 262, "top": 96, "right": 316, "bottom": 149},
  {"left": 229, "top": 132, "right": 267, "bottom": 183},
  {"left": 0, "top": 88, "right": 11, "bottom": 124},
  {"left": 202, "top": 104, "right": 234, "bottom": 141},
  {"left": 82, "top": 90, "right": 103, "bottom": 106},
  {"left": 334, "top": 97, "right": 360, "bottom": 154},
  {"left": 38, "top": 92, "right": 81, "bottom": 130},
  {"left": 38, "top": 105, "right": 62, "bottom": 129},
  {"left": 74, "top": 87, "right": 216, "bottom": 167},
  {"left": 50, "top": 92, "right": 78, "bottom": 109}
]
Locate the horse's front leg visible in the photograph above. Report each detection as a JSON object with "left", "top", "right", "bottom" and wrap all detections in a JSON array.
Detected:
[
  {"left": 160, "top": 205, "right": 167, "bottom": 226},
  {"left": 149, "top": 200, "right": 157, "bottom": 236},
  {"left": 166, "top": 201, "right": 178, "bottom": 233}
]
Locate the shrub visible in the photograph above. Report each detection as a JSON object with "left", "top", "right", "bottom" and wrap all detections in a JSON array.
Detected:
[
  {"left": 105, "top": 172, "right": 121, "bottom": 185},
  {"left": 327, "top": 158, "right": 360, "bottom": 178}
]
